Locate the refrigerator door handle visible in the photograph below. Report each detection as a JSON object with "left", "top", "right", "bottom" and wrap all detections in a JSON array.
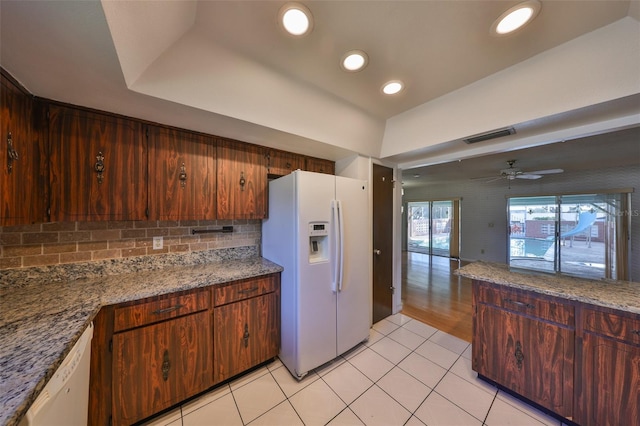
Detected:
[
  {"left": 331, "top": 199, "right": 339, "bottom": 293},
  {"left": 336, "top": 199, "right": 345, "bottom": 292}
]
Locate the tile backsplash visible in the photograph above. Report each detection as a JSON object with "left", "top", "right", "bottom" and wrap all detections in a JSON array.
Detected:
[{"left": 0, "top": 220, "right": 261, "bottom": 270}]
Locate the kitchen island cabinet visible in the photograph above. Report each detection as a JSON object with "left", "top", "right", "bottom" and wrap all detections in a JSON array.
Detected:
[
  {"left": 577, "top": 307, "right": 640, "bottom": 426},
  {"left": 48, "top": 104, "right": 147, "bottom": 221},
  {"left": 460, "top": 262, "right": 640, "bottom": 426},
  {"left": 473, "top": 281, "right": 575, "bottom": 419}
]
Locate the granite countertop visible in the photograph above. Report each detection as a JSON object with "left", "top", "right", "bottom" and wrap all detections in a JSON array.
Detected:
[
  {"left": 457, "top": 261, "right": 640, "bottom": 314},
  {"left": 0, "top": 250, "right": 283, "bottom": 426}
]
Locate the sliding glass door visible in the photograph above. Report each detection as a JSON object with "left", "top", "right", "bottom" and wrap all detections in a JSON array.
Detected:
[
  {"left": 508, "top": 193, "right": 628, "bottom": 280},
  {"left": 407, "top": 200, "right": 458, "bottom": 258}
]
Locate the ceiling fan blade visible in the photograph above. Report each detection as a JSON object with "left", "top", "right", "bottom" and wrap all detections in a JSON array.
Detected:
[
  {"left": 469, "top": 176, "right": 504, "bottom": 183},
  {"left": 516, "top": 174, "right": 542, "bottom": 180},
  {"left": 524, "top": 168, "right": 564, "bottom": 175}
]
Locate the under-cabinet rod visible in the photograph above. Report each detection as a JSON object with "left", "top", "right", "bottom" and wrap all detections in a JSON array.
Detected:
[{"left": 192, "top": 226, "right": 234, "bottom": 235}]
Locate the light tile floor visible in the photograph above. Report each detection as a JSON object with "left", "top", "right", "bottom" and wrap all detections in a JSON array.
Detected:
[{"left": 143, "top": 314, "right": 567, "bottom": 426}]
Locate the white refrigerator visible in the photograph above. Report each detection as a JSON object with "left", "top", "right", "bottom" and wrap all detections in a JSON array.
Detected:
[{"left": 262, "top": 170, "right": 371, "bottom": 379}]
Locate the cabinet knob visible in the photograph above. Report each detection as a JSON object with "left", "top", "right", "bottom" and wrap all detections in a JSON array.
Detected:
[{"left": 239, "top": 172, "right": 246, "bottom": 191}]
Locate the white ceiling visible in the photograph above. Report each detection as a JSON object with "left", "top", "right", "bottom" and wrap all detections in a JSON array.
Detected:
[{"left": 1, "top": 1, "right": 639, "bottom": 182}]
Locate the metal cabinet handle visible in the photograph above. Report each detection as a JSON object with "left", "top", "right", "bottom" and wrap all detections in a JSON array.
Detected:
[
  {"left": 243, "top": 323, "right": 250, "bottom": 348},
  {"left": 514, "top": 341, "right": 524, "bottom": 371},
  {"left": 152, "top": 304, "right": 184, "bottom": 315},
  {"left": 7, "top": 132, "right": 19, "bottom": 173},
  {"left": 374, "top": 249, "right": 381, "bottom": 255},
  {"left": 179, "top": 162, "right": 187, "bottom": 188},
  {"left": 239, "top": 172, "right": 246, "bottom": 191},
  {"left": 161, "top": 349, "right": 171, "bottom": 381},
  {"left": 505, "top": 298, "right": 535, "bottom": 310},
  {"left": 94, "top": 152, "right": 105, "bottom": 184}
]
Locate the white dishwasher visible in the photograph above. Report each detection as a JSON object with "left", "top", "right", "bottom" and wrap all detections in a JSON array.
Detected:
[{"left": 20, "top": 322, "right": 93, "bottom": 426}]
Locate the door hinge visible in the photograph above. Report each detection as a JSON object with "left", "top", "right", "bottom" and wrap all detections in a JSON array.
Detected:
[
  {"left": 390, "top": 286, "right": 395, "bottom": 294},
  {"left": 108, "top": 415, "right": 112, "bottom": 426},
  {"left": 145, "top": 127, "right": 149, "bottom": 138},
  {"left": 145, "top": 207, "right": 149, "bottom": 218}
]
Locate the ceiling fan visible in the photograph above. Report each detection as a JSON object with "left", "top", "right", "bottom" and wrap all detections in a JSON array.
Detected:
[{"left": 479, "top": 160, "right": 564, "bottom": 183}]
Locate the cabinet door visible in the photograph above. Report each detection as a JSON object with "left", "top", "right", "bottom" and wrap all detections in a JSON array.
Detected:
[
  {"left": 148, "top": 127, "right": 216, "bottom": 220},
  {"left": 580, "top": 333, "right": 640, "bottom": 425},
  {"left": 112, "top": 311, "right": 212, "bottom": 425},
  {"left": 474, "top": 304, "right": 574, "bottom": 418},
  {"left": 213, "top": 292, "right": 279, "bottom": 383},
  {"left": 0, "top": 71, "right": 46, "bottom": 225},
  {"left": 49, "top": 105, "right": 147, "bottom": 221},
  {"left": 267, "top": 149, "right": 305, "bottom": 177},
  {"left": 216, "top": 139, "right": 266, "bottom": 219},
  {"left": 305, "top": 156, "right": 335, "bottom": 175}
]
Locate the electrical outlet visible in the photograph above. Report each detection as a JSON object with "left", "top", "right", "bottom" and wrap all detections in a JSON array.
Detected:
[{"left": 153, "top": 236, "right": 163, "bottom": 250}]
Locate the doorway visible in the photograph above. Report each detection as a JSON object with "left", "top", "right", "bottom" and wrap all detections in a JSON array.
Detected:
[
  {"left": 372, "top": 164, "right": 394, "bottom": 323},
  {"left": 407, "top": 199, "right": 460, "bottom": 259}
]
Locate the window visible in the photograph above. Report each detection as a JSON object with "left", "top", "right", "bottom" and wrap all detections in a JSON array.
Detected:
[{"left": 508, "top": 192, "right": 631, "bottom": 280}]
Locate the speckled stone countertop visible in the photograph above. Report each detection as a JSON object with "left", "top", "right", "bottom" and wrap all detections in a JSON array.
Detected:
[
  {"left": 457, "top": 261, "right": 640, "bottom": 314},
  {"left": 0, "top": 247, "right": 283, "bottom": 426}
]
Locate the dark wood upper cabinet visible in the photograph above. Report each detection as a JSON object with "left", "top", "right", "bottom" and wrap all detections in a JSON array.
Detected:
[
  {"left": 216, "top": 138, "right": 267, "bottom": 219},
  {"left": 0, "top": 70, "right": 47, "bottom": 226},
  {"left": 305, "top": 156, "right": 335, "bottom": 175},
  {"left": 148, "top": 126, "right": 216, "bottom": 221},
  {"left": 48, "top": 104, "right": 147, "bottom": 221},
  {"left": 267, "top": 148, "right": 305, "bottom": 177}
]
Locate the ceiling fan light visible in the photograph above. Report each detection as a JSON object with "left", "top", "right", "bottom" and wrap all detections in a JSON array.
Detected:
[
  {"left": 279, "top": 3, "right": 313, "bottom": 36},
  {"left": 491, "top": 0, "right": 541, "bottom": 36},
  {"left": 382, "top": 80, "right": 404, "bottom": 95},
  {"left": 341, "top": 50, "right": 368, "bottom": 72}
]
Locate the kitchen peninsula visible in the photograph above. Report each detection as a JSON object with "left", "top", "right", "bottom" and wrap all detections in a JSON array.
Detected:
[
  {"left": 0, "top": 247, "right": 283, "bottom": 426},
  {"left": 458, "top": 261, "right": 640, "bottom": 426}
]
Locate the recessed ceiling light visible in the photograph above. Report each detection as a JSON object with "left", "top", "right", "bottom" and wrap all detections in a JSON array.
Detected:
[
  {"left": 279, "top": 3, "right": 313, "bottom": 37},
  {"left": 382, "top": 80, "right": 404, "bottom": 95},
  {"left": 341, "top": 50, "right": 368, "bottom": 72},
  {"left": 491, "top": 0, "right": 541, "bottom": 36}
]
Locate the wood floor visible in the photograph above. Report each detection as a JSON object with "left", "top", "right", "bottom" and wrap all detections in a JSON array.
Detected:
[{"left": 400, "top": 252, "right": 473, "bottom": 342}]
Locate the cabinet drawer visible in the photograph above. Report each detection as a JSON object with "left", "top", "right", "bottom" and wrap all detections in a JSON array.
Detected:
[
  {"left": 114, "top": 290, "right": 210, "bottom": 332},
  {"left": 476, "top": 282, "right": 574, "bottom": 326},
  {"left": 583, "top": 308, "right": 640, "bottom": 344},
  {"left": 214, "top": 275, "right": 277, "bottom": 306}
]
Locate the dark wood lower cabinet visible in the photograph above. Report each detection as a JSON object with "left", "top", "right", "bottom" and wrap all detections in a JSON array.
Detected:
[
  {"left": 474, "top": 304, "right": 574, "bottom": 418},
  {"left": 577, "top": 308, "right": 640, "bottom": 426},
  {"left": 89, "top": 274, "right": 280, "bottom": 426},
  {"left": 473, "top": 279, "right": 640, "bottom": 425},
  {"left": 112, "top": 311, "right": 212, "bottom": 425},
  {"left": 213, "top": 292, "right": 279, "bottom": 383}
]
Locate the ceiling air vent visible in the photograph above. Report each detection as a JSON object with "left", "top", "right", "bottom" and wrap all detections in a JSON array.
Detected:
[{"left": 463, "top": 127, "right": 516, "bottom": 144}]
